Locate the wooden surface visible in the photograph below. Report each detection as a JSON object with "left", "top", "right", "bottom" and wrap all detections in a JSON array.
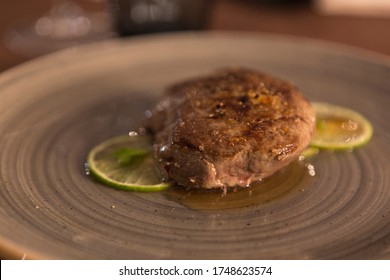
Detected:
[
  {"left": 209, "top": 0, "right": 390, "bottom": 55},
  {"left": 0, "top": 0, "right": 389, "bottom": 73}
]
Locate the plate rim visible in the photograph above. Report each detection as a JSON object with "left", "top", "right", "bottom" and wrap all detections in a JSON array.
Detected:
[{"left": 1, "top": 30, "right": 390, "bottom": 81}]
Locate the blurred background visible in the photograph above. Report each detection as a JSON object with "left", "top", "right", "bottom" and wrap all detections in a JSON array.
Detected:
[{"left": 0, "top": 0, "right": 389, "bottom": 72}]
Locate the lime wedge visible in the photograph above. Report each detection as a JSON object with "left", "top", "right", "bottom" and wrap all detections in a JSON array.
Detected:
[
  {"left": 310, "top": 102, "right": 373, "bottom": 150},
  {"left": 87, "top": 135, "right": 170, "bottom": 192}
]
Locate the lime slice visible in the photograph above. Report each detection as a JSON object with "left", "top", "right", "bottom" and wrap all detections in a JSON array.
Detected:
[
  {"left": 310, "top": 102, "right": 373, "bottom": 150},
  {"left": 300, "top": 146, "right": 320, "bottom": 158},
  {"left": 87, "top": 135, "right": 170, "bottom": 192}
]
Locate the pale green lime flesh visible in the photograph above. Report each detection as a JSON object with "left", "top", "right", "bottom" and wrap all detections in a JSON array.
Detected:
[
  {"left": 87, "top": 135, "right": 170, "bottom": 192},
  {"left": 310, "top": 102, "right": 373, "bottom": 150},
  {"left": 300, "top": 146, "right": 320, "bottom": 158},
  {"left": 87, "top": 103, "right": 373, "bottom": 191}
]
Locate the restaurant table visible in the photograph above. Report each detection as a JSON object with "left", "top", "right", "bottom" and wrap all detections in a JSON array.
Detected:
[
  {"left": 0, "top": 0, "right": 389, "bottom": 74},
  {"left": 0, "top": 0, "right": 389, "bottom": 260}
]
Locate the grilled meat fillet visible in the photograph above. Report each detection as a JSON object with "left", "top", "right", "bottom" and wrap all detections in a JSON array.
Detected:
[{"left": 145, "top": 68, "right": 315, "bottom": 189}]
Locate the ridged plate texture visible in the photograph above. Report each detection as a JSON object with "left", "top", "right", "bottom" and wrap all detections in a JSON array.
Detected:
[{"left": 0, "top": 32, "right": 389, "bottom": 259}]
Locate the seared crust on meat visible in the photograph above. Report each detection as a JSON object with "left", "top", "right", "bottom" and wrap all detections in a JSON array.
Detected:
[{"left": 145, "top": 68, "right": 315, "bottom": 189}]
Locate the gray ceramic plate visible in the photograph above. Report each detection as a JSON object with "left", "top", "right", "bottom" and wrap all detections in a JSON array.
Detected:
[{"left": 0, "top": 32, "right": 389, "bottom": 259}]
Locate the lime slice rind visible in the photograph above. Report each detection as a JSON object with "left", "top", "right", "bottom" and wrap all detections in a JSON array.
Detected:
[
  {"left": 87, "top": 103, "right": 372, "bottom": 191},
  {"left": 87, "top": 135, "right": 170, "bottom": 192},
  {"left": 310, "top": 102, "right": 373, "bottom": 151},
  {"left": 300, "top": 146, "right": 320, "bottom": 158}
]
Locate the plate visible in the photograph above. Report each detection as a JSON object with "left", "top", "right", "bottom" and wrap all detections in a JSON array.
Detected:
[{"left": 0, "top": 32, "right": 389, "bottom": 259}]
